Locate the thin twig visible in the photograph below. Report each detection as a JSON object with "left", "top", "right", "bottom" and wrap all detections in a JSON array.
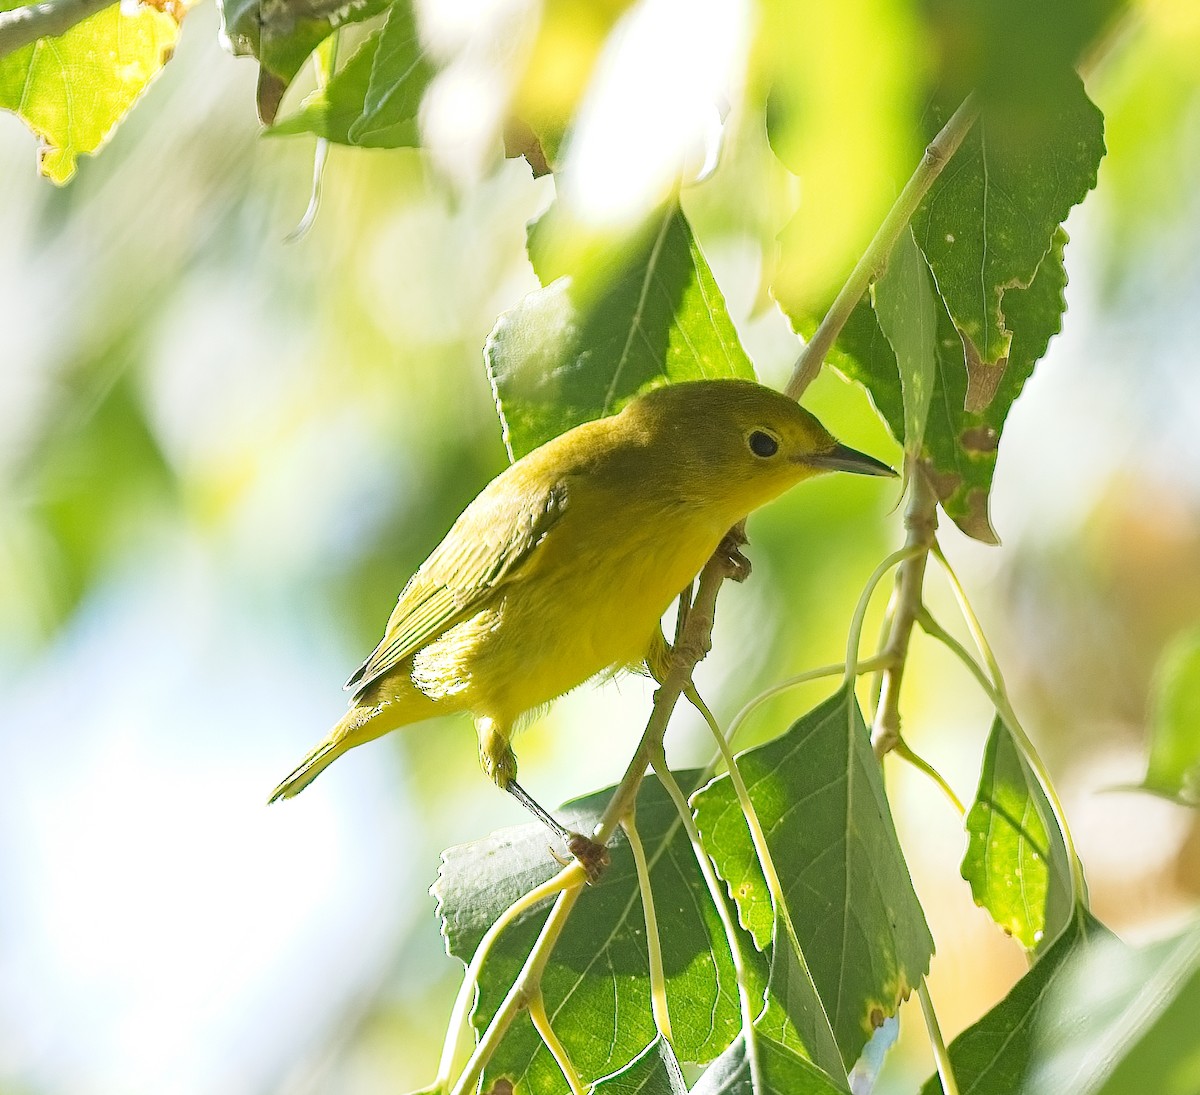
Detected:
[
  {"left": 785, "top": 95, "right": 979, "bottom": 400},
  {"left": 0, "top": 0, "right": 116, "bottom": 57},
  {"left": 871, "top": 469, "right": 939, "bottom": 758}
]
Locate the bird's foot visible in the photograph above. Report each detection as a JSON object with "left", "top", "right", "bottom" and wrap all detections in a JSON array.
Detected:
[
  {"left": 717, "top": 527, "right": 752, "bottom": 583},
  {"left": 567, "top": 832, "right": 611, "bottom": 884},
  {"left": 548, "top": 833, "right": 611, "bottom": 883}
]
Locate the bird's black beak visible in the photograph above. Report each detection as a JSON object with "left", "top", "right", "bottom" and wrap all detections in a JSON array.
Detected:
[{"left": 798, "top": 443, "right": 897, "bottom": 478}]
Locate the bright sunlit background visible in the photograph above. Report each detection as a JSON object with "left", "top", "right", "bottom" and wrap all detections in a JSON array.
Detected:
[{"left": 1, "top": 0, "right": 1198, "bottom": 1091}]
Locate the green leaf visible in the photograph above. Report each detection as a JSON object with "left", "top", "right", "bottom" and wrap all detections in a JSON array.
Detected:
[
  {"left": 918, "top": 911, "right": 1113, "bottom": 1095},
  {"left": 751, "top": 919, "right": 848, "bottom": 1086},
  {"left": 1138, "top": 627, "right": 1200, "bottom": 807},
  {"left": 910, "top": 71, "right": 1103, "bottom": 379},
  {"left": 872, "top": 226, "right": 938, "bottom": 466},
  {"left": 693, "top": 685, "right": 934, "bottom": 1070},
  {"left": 592, "top": 1036, "right": 687, "bottom": 1095},
  {"left": 1025, "top": 921, "right": 1200, "bottom": 1095},
  {"left": 486, "top": 203, "right": 757, "bottom": 460},
  {"left": 831, "top": 228, "right": 1069, "bottom": 543},
  {"left": 962, "top": 717, "right": 1074, "bottom": 953},
  {"left": 434, "top": 773, "right": 749, "bottom": 1093},
  {"left": 270, "top": 0, "right": 432, "bottom": 146},
  {"left": 691, "top": 1032, "right": 847, "bottom": 1095},
  {"left": 217, "top": 0, "right": 388, "bottom": 90},
  {"left": 0, "top": 0, "right": 180, "bottom": 184}
]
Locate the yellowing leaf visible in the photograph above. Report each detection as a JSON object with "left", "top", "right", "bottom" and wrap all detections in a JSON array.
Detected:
[{"left": 0, "top": 0, "right": 182, "bottom": 184}]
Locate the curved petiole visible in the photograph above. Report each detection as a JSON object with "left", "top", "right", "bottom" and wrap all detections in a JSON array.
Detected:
[
  {"left": 528, "top": 990, "right": 585, "bottom": 1095},
  {"left": 916, "top": 604, "right": 1088, "bottom": 909},
  {"left": 434, "top": 865, "right": 581, "bottom": 1089},
  {"left": 622, "top": 812, "right": 673, "bottom": 1042}
]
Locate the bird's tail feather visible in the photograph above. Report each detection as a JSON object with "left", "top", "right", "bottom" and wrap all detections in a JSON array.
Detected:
[
  {"left": 267, "top": 703, "right": 396, "bottom": 803},
  {"left": 268, "top": 737, "right": 348, "bottom": 802}
]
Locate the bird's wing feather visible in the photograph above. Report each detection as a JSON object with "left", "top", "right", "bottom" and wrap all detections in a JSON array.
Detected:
[{"left": 344, "top": 477, "right": 570, "bottom": 696}]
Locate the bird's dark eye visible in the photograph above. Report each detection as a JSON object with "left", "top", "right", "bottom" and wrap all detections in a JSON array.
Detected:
[{"left": 748, "top": 431, "right": 779, "bottom": 458}]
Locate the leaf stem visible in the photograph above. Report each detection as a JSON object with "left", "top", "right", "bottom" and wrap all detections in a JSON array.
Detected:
[
  {"left": 844, "top": 544, "right": 927, "bottom": 688},
  {"left": 434, "top": 867, "right": 579, "bottom": 1088},
  {"left": 915, "top": 605, "right": 1088, "bottom": 909},
  {"left": 686, "top": 685, "right": 842, "bottom": 1073},
  {"left": 917, "top": 978, "right": 961, "bottom": 1095},
  {"left": 785, "top": 95, "right": 979, "bottom": 400},
  {"left": 528, "top": 990, "right": 586, "bottom": 1095},
  {"left": 893, "top": 739, "right": 966, "bottom": 816},
  {"left": 447, "top": 545, "right": 736, "bottom": 1095},
  {"left": 622, "top": 813, "right": 673, "bottom": 1042},
  {"left": 722, "top": 655, "right": 892, "bottom": 757},
  {"left": 0, "top": 0, "right": 116, "bottom": 58},
  {"left": 652, "top": 758, "right": 766, "bottom": 1079}
]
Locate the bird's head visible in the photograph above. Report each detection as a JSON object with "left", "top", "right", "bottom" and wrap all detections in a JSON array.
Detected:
[{"left": 620, "top": 379, "right": 895, "bottom": 521}]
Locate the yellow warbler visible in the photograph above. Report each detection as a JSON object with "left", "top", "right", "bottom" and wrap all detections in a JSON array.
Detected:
[{"left": 269, "top": 379, "right": 892, "bottom": 854}]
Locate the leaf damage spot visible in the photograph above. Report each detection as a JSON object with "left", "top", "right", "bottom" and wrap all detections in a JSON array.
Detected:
[
  {"left": 920, "top": 462, "right": 962, "bottom": 506},
  {"left": 959, "top": 488, "right": 1001, "bottom": 546},
  {"left": 962, "top": 335, "right": 1010, "bottom": 413},
  {"left": 960, "top": 425, "right": 999, "bottom": 453}
]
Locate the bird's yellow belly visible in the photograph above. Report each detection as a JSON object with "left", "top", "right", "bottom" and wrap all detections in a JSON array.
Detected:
[{"left": 410, "top": 517, "right": 724, "bottom": 724}]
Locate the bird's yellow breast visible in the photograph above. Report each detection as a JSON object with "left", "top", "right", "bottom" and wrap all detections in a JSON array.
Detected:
[{"left": 409, "top": 489, "right": 727, "bottom": 726}]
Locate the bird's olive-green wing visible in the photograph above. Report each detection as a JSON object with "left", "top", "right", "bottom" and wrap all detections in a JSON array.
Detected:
[{"left": 344, "top": 478, "right": 570, "bottom": 696}]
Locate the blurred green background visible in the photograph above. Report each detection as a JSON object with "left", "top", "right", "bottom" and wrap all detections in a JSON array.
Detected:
[{"left": 1, "top": 0, "right": 1198, "bottom": 1090}]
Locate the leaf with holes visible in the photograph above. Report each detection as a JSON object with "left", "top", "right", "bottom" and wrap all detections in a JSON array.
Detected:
[
  {"left": 486, "top": 202, "right": 756, "bottom": 460},
  {"left": 910, "top": 71, "right": 1103, "bottom": 385},
  {"left": 831, "top": 227, "right": 1069, "bottom": 543}
]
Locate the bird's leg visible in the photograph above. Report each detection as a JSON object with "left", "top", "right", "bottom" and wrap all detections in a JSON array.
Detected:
[{"left": 476, "top": 718, "right": 611, "bottom": 882}]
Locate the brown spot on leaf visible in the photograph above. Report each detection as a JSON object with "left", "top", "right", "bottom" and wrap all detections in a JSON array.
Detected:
[
  {"left": 920, "top": 461, "right": 962, "bottom": 505},
  {"left": 870, "top": 1006, "right": 886, "bottom": 1029},
  {"left": 961, "top": 425, "right": 999, "bottom": 453},
  {"left": 958, "top": 487, "right": 1001, "bottom": 545},
  {"left": 961, "top": 335, "right": 1009, "bottom": 414},
  {"left": 486, "top": 1080, "right": 515, "bottom": 1095}
]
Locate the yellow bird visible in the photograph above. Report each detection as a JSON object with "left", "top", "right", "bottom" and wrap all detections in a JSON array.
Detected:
[{"left": 269, "top": 379, "right": 893, "bottom": 857}]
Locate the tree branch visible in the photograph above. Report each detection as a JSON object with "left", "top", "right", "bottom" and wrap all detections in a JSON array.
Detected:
[
  {"left": 871, "top": 468, "right": 939, "bottom": 759},
  {"left": 785, "top": 94, "right": 979, "bottom": 400},
  {"left": 0, "top": 0, "right": 115, "bottom": 58}
]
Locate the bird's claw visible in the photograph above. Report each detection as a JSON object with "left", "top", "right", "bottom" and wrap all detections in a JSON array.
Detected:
[
  {"left": 718, "top": 529, "right": 752, "bottom": 582},
  {"left": 566, "top": 832, "right": 611, "bottom": 884}
]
